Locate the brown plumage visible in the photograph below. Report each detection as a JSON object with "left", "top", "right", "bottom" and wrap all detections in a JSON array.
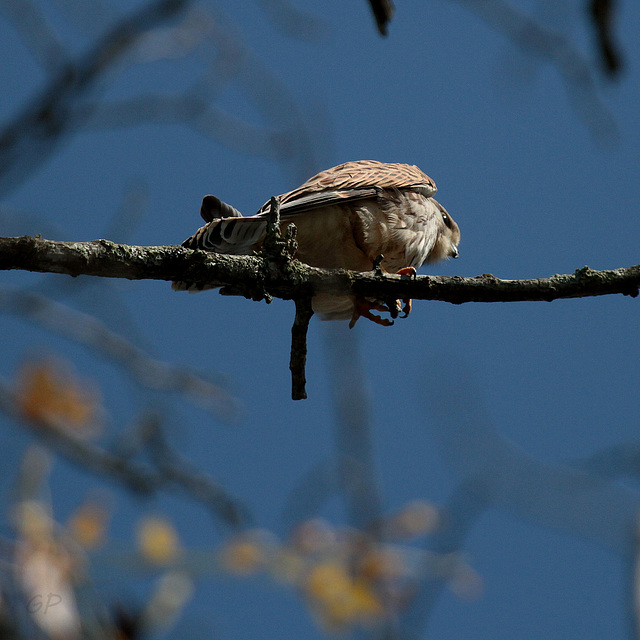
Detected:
[{"left": 173, "top": 160, "right": 460, "bottom": 324}]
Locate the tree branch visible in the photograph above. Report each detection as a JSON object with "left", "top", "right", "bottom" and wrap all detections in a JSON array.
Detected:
[
  {"left": 589, "top": 0, "right": 623, "bottom": 76},
  {"left": 2, "top": 234, "right": 639, "bottom": 399},
  {"left": 1, "top": 235, "right": 638, "bottom": 304}
]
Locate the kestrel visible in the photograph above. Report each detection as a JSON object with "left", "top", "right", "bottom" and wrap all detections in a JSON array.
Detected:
[{"left": 173, "top": 160, "right": 460, "bottom": 326}]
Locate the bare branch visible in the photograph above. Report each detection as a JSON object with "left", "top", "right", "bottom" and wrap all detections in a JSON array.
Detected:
[
  {"left": 263, "top": 196, "right": 284, "bottom": 259},
  {"left": 1, "top": 235, "right": 639, "bottom": 305}
]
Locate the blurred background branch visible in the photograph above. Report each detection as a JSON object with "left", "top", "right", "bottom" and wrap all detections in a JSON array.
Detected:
[
  {"left": 0, "top": 0, "right": 195, "bottom": 197},
  {"left": 0, "top": 285, "right": 238, "bottom": 420}
]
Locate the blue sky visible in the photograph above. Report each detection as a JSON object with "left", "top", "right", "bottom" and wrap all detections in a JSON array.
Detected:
[{"left": 1, "top": 1, "right": 640, "bottom": 638}]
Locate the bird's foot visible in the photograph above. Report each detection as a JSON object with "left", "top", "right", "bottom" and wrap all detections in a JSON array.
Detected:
[
  {"left": 395, "top": 266, "right": 416, "bottom": 318},
  {"left": 349, "top": 267, "right": 416, "bottom": 328},
  {"left": 396, "top": 266, "right": 417, "bottom": 278},
  {"left": 349, "top": 299, "right": 394, "bottom": 329}
]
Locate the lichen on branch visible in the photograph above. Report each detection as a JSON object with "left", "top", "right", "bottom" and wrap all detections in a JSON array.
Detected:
[{"left": 1, "top": 235, "right": 638, "bottom": 304}]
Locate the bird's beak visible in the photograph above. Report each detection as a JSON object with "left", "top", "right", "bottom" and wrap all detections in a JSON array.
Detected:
[{"left": 450, "top": 244, "right": 459, "bottom": 259}]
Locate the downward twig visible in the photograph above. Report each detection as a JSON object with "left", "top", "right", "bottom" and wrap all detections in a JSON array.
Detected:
[
  {"left": 290, "top": 297, "right": 314, "bottom": 400},
  {"left": 263, "top": 196, "right": 313, "bottom": 399}
]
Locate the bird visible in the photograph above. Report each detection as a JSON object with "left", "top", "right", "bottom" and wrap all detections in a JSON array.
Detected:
[{"left": 172, "top": 160, "right": 460, "bottom": 326}]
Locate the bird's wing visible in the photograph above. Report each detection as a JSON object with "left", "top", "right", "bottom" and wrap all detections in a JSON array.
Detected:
[
  {"left": 267, "top": 187, "right": 380, "bottom": 217},
  {"left": 256, "top": 160, "right": 437, "bottom": 217}
]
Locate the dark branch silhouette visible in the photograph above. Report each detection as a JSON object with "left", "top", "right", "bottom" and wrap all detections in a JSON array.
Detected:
[
  {"left": 589, "top": 0, "right": 623, "bottom": 76},
  {"left": 367, "top": 0, "right": 395, "bottom": 35}
]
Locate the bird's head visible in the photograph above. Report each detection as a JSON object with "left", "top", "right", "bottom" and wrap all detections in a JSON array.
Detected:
[{"left": 427, "top": 200, "right": 460, "bottom": 263}]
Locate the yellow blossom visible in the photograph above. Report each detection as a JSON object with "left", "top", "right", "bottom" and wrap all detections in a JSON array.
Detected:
[
  {"left": 305, "top": 562, "right": 384, "bottom": 632},
  {"left": 138, "top": 517, "right": 179, "bottom": 565}
]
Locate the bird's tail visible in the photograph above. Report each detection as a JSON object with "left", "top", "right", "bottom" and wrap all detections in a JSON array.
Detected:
[
  {"left": 181, "top": 215, "right": 269, "bottom": 255},
  {"left": 199, "top": 194, "right": 243, "bottom": 222},
  {"left": 172, "top": 196, "right": 269, "bottom": 292}
]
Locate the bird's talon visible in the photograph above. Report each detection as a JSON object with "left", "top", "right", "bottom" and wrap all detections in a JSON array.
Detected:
[
  {"left": 350, "top": 298, "right": 395, "bottom": 328},
  {"left": 397, "top": 266, "right": 417, "bottom": 280},
  {"left": 372, "top": 254, "right": 385, "bottom": 276},
  {"left": 386, "top": 299, "right": 401, "bottom": 319}
]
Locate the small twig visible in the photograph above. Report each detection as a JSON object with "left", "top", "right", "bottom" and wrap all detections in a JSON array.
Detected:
[
  {"left": 262, "top": 195, "right": 291, "bottom": 264},
  {"left": 284, "top": 221, "right": 298, "bottom": 257},
  {"left": 289, "top": 297, "right": 314, "bottom": 400},
  {"left": 265, "top": 195, "right": 281, "bottom": 239},
  {"left": 372, "top": 254, "right": 384, "bottom": 276}
]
